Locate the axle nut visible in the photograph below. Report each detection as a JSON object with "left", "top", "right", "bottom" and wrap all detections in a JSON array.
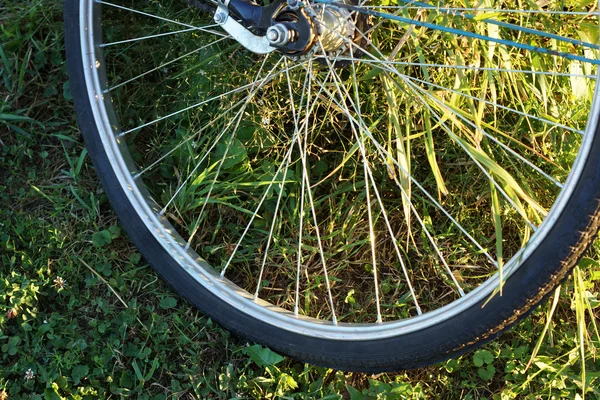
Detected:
[{"left": 266, "top": 24, "right": 292, "bottom": 46}]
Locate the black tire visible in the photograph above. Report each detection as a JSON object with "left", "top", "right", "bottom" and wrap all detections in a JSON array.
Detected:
[{"left": 64, "top": 0, "right": 600, "bottom": 372}]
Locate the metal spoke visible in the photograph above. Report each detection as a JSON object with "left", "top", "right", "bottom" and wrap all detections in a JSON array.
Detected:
[
  {"left": 354, "top": 120, "right": 422, "bottom": 315},
  {"left": 294, "top": 65, "right": 313, "bottom": 316},
  {"left": 158, "top": 107, "right": 238, "bottom": 216},
  {"left": 158, "top": 56, "right": 294, "bottom": 215},
  {"left": 396, "top": 74, "right": 543, "bottom": 230},
  {"left": 253, "top": 59, "right": 310, "bottom": 299},
  {"left": 219, "top": 137, "right": 298, "bottom": 277},
  {"left": 400, "top": 75, "right": 566, "bottom": 187},
  {"left": 186, "top": 55, "right": 274, "bottom": 248},
  {"left": 296, "top": 107, "right": 339, "bottom": 325},
  {"left": 362, "top": 160, "right": 384, "bottom": 322},
  {"left": 252, "top": 150, "right": 293, "bottom": 300},
  {"left": 294, "top": 158, "right": 306, "bottom": 316},
  {"left": 107, "top": 37, "right": 228, "bottom": 92},
  {"left": 215, "top": 65, "right": 337, "bottom": 322},
  {"left": 317, "top": 57, "right": 597, "bottom": 79},
  {"left": 117, "top": 57, "right": 308, "bottom": 137},
  {"left": 326, "top": 29, "right": 586, "bottom": 138},
  {"left": 214, "top": 64, "right": 313, "bottom": 279},
  {"left": 317, "top": 41, "right": 422, "bottom": 315},
  {"left": 117, "top": 83, "right": 259, "bottom": 137},
  {"left": 320, "top": 19, "right": 567, "bottom": 189},
  {"left": 98, "top": 1, "right": 228, "bottom": 37},
  {"left": 134, "top": 88, "right": 253, "bottom": 180},
  {"left": 348, "top": 47, "right": 466, "bottom": 299},
  {"left": 346, "top": 47, "right": 384, "bottom": 322},
  {"left": 288, "top": 60, "right": 338, "bottom": 324},
  {"left": 312, "top": 0, "right": 600, "bottom": 65},
  {"left": 308, "top": 23, "right": 499, "bottom": 266},
  {"left": 397, "top": 0, "right": 600, "bottom": 51},
  {"left": 306, "top": 57, "right": 497, "bottom": 266},
  {"left": 134, "top": 55, "right": 307, "bottom": 180},
  {"left": 294, "top": 61, "right": 335, "bottom": 316},
  {"left": 331, "top": 43, "right": 465, "bottom": 302},
  {"left": 405, "top": 74, "right": 585, "bottom": 135},
  {"left": 364, "top": 121, "right": 497, "bottom": 265},
  {"left": 99, "top": 26, "right": 215, "bottom": 48},
  {"left": 357, "top": 4, "right": 599, "bottom": 16}
]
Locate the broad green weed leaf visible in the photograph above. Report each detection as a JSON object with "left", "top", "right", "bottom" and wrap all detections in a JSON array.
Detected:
[
  {"left": 44, "top": 385, "right": 62, "bottom": 400},
  {"left": 243, "top": 344, "right": 285, "bottom": 367},
  {"left": 579, "top": 257, "right": 599, "bottom": 270},
  {"left": 473, "top": 349, "right": 493, "bottom": 367},
  {"left": 92, "top": 230, "right": 112, "bottom": 247},
  {"left": 159, "top": 296, "right": 178, "bottom": 309},
  {"left": 71, "top": 365, "right": 89, "bottom": 385},
  {"left": 346, "top": 385, "right": 368, "bottom": 400},
  {"left": 478, "top": 364, "right": 496, "bottom": 381},
  {"left": 212, "top": 138, "right": 248, "bottom": 170},
  {"left": 6, "top": 335, "right": 20, "bottom": 356}
]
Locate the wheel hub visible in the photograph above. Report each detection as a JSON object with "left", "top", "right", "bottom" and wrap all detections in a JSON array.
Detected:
[
  {"left": 211, "top": 0, "right": 365, "bottom": 58},
  {"left": 311, "top": 4, "right": 355, "bottom": 53},
  {"left": 265, "top": 3, "right": 356, "bottom": 56}
]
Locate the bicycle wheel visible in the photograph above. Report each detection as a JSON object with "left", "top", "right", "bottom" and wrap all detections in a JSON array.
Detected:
[{"left": 64, "top": 0, "right": 600, "bottom": 371}]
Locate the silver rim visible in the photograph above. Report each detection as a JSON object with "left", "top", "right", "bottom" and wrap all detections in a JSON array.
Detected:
[{"left": 79, "top": 0, "right": 599, "bottom": 340}]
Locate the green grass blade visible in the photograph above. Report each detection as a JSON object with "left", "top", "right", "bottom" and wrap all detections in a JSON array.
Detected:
[
  {"left": 490, "top": 180, "right": 503, "bottom": 294},
  {"left": 423, "top": 109, "right": 448, "bottom": 197},
  {"left": 382, "top": 74, "right": 412, "bottom": 241}
]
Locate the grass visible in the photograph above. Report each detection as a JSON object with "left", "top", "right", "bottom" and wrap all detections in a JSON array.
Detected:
[{"left": 1, "top": 0, "right": 600, "bottom": 398}]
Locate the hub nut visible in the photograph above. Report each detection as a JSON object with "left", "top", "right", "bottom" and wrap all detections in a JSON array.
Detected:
[{"left": 266, "top": 23, "right": 293, "bottom": 46}]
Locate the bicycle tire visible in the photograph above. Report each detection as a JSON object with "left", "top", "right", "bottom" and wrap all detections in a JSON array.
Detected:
[{"left": 64, "top": 0, "right": 600, "bottom": 371}]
